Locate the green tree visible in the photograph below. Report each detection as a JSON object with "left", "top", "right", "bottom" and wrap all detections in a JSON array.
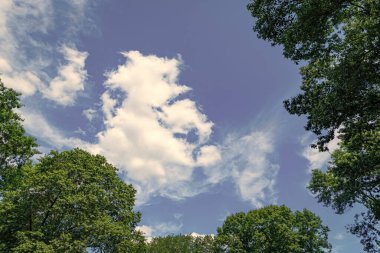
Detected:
[
  {"left": 215, "top": 205, "right": 331, "bottom": 253},
  {"left": 247, "top": 0, "right": 380, "bottom": 250},
  {"left": 309, "top": 126, "right": 380, "bottom": 252},
  {"left": 147, "top": 234, "right": 215, "bottom": 253},
  {"left": 0, "top": 149, "right": 145, "bottom": 252},
  {"left": 0, "top": 79, "right": 38, "bottom": 190},
  {"left": 247, "top": 0, "right": 379, "bottom": 150}
]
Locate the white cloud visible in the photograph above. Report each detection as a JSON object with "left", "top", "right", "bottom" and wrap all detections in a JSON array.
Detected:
[
  {"left": 301, "top": 132, "right": 340, "bottom": 173},
  {"left": 0, "top": 0, "right": 51, "bottom": 95},
  {"left": 65, "top": 0, "right": 90, "bottom": 34},
  {"left": 136, "top": 225, "right": 154, "bottom": 242},
  {"left": 0, "top": 0, "right": 282, "bottom": 208},
  {"left": 15, "top": 49, "right": 280, "bottom": 207},
  {"left": 0, "top": 0, "right": 52, "bottom": 55},
  {"left": 21, "top": 109, "right": 87, "bottom": 150},
  {"left": 67, "top": 0, "right": 87, "bottom": 10},
  {"left": 43, "top": 46, "right": 88, "bottom": 106},
  {"left": 0, "top": 0, "right": 90, "bottom": 105},
  {"left": 158, "top": 98, "right": 213, "bottom": 143},
  {"left": 87, "top": 51, "right": 220, "bottom": 204},
  {"left": 207, "top": 129, "right": 279, "bottom": 207},
  {"left": 196, "top": 145, "right": 221, "bottom": 167},
  {"left": 1, "top": 71, "right": 42, "bottom": 96},
  {"left": 0, "top": 57, "right": 12, "bottom": 73},
  {"left": 189, "top": 232, "right": 214, "bottom": 238}
]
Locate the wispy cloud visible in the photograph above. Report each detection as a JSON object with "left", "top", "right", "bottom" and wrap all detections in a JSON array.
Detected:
[
  {"left": 21, "top": 109, "right": 88, "bottom": 150},
  {"left": 206, "top": 126, "right": 280, "bottom": 207},
  {"left": 0, "top": 0, "right": 91, "bottom": 105},
  {"left": 83, "top": 108, "right": 98, "bottom": 121},
  {"left": 42, "top": 46, "right": 88, "bottom": 106}
]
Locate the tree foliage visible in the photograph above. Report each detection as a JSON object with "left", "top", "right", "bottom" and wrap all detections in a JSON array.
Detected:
[
  {"left": 147, "top": 234, "right": 215, "bottom": 253},
  {"left": 215, "top": 205, "right": 331, "bottom": 253},
  {"left": 309, "top": 126, "right": 380, "bottom": 252},
  {"left": 247, "top": 0, "right": 379, "bottom": 150},
  {"left": 0, "top": 79, "right": 38, "bottom": 190},
  {"left": 0, "top": 149, "right": 145, "bottom": 252},
  {"left": 247, "top": 0, "right": 380, "bottom": 250}
]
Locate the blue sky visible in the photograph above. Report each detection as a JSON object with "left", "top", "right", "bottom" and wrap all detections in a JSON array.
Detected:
[{"left": 0, "top": 0, "right": 363, "bottom": 251}]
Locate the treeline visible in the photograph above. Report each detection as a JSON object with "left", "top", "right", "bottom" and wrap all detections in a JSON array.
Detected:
[{"left": 147, "top": 205, "right": 331, "bottom": 252}]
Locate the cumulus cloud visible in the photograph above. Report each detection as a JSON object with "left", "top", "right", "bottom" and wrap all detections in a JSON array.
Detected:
[
  {"left": 0, "top": 0, "right": 283, "bottom": 207},
  {"left": 87, "top": 51, "right": 220, "bottom": 204},
  {"left": 0, "top": 0, "right": 89, "bottom": 105},
  {"left": 16, "top": 49, "right": 280, "bottom": 207}
]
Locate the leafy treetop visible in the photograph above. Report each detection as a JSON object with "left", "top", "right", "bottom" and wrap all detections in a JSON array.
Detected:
[
  {"left": 215, "top": 205, "right": 331, "bottom": 253},
  {"left": 0, "top": 148, "right": 145, "bottom": 253}
]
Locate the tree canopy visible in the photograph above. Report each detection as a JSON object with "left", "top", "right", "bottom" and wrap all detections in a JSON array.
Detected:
[
  {"left": 0, "top": 149, "right": 145, "bottom": 252},
  {"left": 215, "top": 205, "right": 331, "bottom": 253},
  {"left": 247, "top": 0, "right": 380, "bottom": 250},
  {"left": 308, "top": 126, "right": 380, "bottom": 252},
  {"left": 247, "top": 0, "right": 379, "bottom": 150},
  {"left": 0, "top": 79, "right": 38, "bottom": 190}
]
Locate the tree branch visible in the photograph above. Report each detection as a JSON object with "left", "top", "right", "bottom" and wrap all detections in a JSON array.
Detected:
[{"left": 41, "top": 190, "right": 61, "bottom": 227}]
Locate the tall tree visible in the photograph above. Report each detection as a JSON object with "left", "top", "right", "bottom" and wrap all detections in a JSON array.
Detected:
[
  {"left": 215, "top": 205, "right": 331, "bottom": 253},
  {"left": 0, "top": 79, "right": 38, "bottom": 190},
  {"left": 247, "top": 0, "right": 380, "bottom": 250},
  {"left": 0, "top": 149, "right": 145, "bottom": 252},
  {"left": 308, "top": 126, "right": 380, "bottom": 252}
]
